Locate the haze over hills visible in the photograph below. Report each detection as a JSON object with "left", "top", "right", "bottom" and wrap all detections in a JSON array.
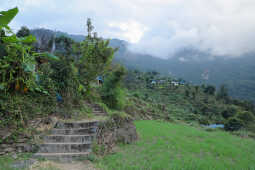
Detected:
[{"left": 31, "top": 28, "right": 255, "bottom": 103}]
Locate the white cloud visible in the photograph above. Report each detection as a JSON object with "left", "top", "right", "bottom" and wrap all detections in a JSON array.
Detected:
[
  {"left": 2, "top": 0, "right": 255, "bottom": 58},
  {"left": 179, "top": 57, "right": 189, "bottom": 62},
  {"left": 108, "top": 20, "right": 148, "bottom": 43}
]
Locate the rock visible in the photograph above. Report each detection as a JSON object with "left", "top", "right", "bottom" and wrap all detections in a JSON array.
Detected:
[
  {"left": 12, "top": 153, "right": 18, "bottom": 159},
  {"left": 0, "top": 144, "right": 9, "bottom": 148},
  {"left": 11, "top": 159, "right": 37, "bottom": 169},
  {"left": 51, "top": 117, "right": 58, "bottom": 125},
  {"left": 96, "top": 119, "right": 138, "bottom": 155},
  {"left": 17, "top": 138, "right": 27, "bottom": 143},
  {"left": 3, "top": 132, "right": 12, "bottom": 140},
  {"left": 4, "top": 147, "right": 14, "bottom": 153},
  {"left": 115, "top": 122, "right": 138, "bottom": 144},
  {"left": 16, "top": 144, "right": 39, "bottom": 153}
]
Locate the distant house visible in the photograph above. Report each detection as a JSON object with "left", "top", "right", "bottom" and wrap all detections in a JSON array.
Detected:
[
  {"left": 96, "top": 76, "right": 103, "bottom": 85},
  {"left": 151, "top": 80, "right": 157, "bottom": 85},
  {"left": 171, "top": 81, "right": 179, "bottom": 86}
]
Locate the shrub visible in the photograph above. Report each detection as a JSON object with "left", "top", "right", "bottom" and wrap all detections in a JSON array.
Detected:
[
  {"left": 16, "top": 26, "right": 30, "bottom": 37},
  {"left": 204, "top": 85, "right": 216, "bottom": 95},
  {"left": 224, "top": 117, "right": 244, "bottom": 131},
  {"left": 133, "top": 92, "right": 140, "bottom": 98},
  {"left": 221, "top": 105, "right": 237, "bottom": 119},
  {"left": 198, "top": 117, "right": 210, "bottom": 125},
  {"left": 101, "top": 66, "right": 126, "bottom": 110},
  {"left": 50, "top": 55, "right": 79, "bottom": 97},
  {"left": 77, "top": 18, "right": 117, "bottom": 92},
  {"left": 237, "top": 111, "right": 255, "bottom": 124}
]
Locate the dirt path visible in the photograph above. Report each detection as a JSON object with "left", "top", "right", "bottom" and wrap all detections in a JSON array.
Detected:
[{"left": 30, "top": 160, "right": 98, "bottom": 170}]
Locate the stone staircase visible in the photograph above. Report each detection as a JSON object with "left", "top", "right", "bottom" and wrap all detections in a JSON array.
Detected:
[
  {"left": 87, "top": 103, "right": 107, "bottom": 116},
  {"left": 34, "top": 121, "right": 99, "bottom": 162}
]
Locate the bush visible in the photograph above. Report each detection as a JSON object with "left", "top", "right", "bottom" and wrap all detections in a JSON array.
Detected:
[
  {"left": 224, "top": 117, "right": 244, "bottom": 131},
  {"left": 204, "top": 85, "right": 216, "bottom": 95},
  {"left": 237, "top": 111, "right": 255, "bottom": 124},
  {"left": 221, "top": 105, "right": 237, "bottom": 119},
  {"left": 101, "top": 66, "right": 126, "bottom": 110},
  {"left": 198, "top": 117, "right": 210, "bottom": 125},
  {"left": 16, "top": 26, "right": 30, "bottom": 37}
]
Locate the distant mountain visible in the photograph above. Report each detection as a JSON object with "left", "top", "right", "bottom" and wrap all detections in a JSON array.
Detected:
[
  {"left": 30, "top": 28, "right": 255, "bottom": 103},
  {"left": 114, "top": 44, "right": 255, "bottom": 103},
  {"left": 31, "top": 28, "right": 85, "bottom": 44}
]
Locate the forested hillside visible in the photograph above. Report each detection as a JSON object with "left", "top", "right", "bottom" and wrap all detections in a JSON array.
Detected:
[
  {"left": 29, "top": 28, "right": 255, "bottom": 103},
  {"left": 113, "top": 45, "right": 255, "bottom": 103}
]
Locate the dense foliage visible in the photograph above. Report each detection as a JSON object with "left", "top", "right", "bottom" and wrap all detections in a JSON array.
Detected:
[
  {"left": 101, "top": 65, "right": 126, "bottom": 109},
  {"left": 0, "top": 8, "right": 117, "bottom": 130},
  {"left": 77, "top": 19, "right": 117, "bottom": 93}
]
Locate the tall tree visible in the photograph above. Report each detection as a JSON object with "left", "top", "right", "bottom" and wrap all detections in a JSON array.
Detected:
[
  {"left": 77, "top": 18, "right": 117, "bottom": 92},
  {"left": 217, "top": 84, "right": 229, "bottom": 101},
  {"left": 16, "top": 26, "right": 30, "bottom": 37}
]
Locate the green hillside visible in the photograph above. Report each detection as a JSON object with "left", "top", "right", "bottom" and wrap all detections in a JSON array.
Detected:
[{"left": 114, "top": 47, "right": 255, "bottom": 103}]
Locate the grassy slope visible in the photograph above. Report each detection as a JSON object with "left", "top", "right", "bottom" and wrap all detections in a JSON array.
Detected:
[{"left": 98, "top": 120, "right": 255, "bottom": 170}]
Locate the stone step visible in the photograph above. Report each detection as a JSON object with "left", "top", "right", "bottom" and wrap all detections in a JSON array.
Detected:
[
  {"left": 93, "top": 107, "right": 102, "bottom": 110},
  {"left": 38, "top": 143, "right": 91, "bottom": 153},
  {"left": 93, "top": 110, "right": 104, "bottom": 113},
  {"left": 93, "top": 111, "right": 105, "bottom": 115},
  {"left": 43, "top": 135, "right": 94, "bottom": 143},
  {"left": 93, "top": 110, "right": 103, "bottom": 113},
  {"left": 34, "top": 152, "right": 90, "bottom": 162},
  {"left": 51, "top": 127, "right": 97, "bottom": 135},
  {"left": 54, "top": 121, "right": 99, "bottom": 129}
]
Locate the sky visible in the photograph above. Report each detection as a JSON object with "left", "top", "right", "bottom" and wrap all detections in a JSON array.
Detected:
[{"left": 2, "top": 0, "right": 255, "bottom": 59}]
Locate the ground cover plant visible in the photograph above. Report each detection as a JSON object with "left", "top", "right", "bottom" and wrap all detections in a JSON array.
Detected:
[{"left": 98, "top": 120, "right": 255, "bottom": 170}]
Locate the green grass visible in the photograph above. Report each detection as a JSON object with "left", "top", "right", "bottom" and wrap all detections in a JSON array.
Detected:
[
  {"left": 0, "top": 155, "right": 18, "bottom": 170},
  {"left": 98, "top": 120, "right": 255, "bottom": 170},
  {"left": 0, "top": 153, "right": 33, "bottom": 170}
]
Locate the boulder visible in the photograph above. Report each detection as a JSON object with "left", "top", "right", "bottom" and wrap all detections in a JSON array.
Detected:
[
  {"left": 16, "top": 144, "right": 39, "bottom": 153},
  {"left": 115, "top": 122, "right": 138, "bottom": 144}
]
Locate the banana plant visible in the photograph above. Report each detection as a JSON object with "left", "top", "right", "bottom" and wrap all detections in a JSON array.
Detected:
[
  {"left": 0, "top": 7, "right": 18, "bottom": 31},
  {"left": 0, "top": 7, "right": 37, "bottom": 93},
  {"left": 0, "top": 7, "right": 60, "bottom": 93}
]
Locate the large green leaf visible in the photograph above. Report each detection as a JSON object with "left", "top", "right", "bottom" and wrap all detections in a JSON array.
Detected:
[
  {"left": 0, "top": 7, "right": 19, "bottom": 28},
  {"left": 20, "top": 35, "right": 36, "bottom": 44},
  {"left": 2, "top": 34, "right": 18, "bottom": 43},
  {"left": 23, "top": 63, "right": 35, "bottom": 73}
]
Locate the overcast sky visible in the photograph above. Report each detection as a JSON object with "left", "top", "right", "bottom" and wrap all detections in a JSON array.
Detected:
[{"left": 2, "top": 0, "right": 255, "bottom": 58}]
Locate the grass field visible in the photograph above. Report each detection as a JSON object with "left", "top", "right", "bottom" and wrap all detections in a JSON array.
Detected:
[
  {"left": 98, "top": 120, "right": 255, "bottom": 170},
  {"left": 0, "top": 154, "right": 59, "bottom": 170}
]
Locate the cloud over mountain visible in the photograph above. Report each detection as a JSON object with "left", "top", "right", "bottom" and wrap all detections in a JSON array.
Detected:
[{"left": 3, "top": 0, "right": 255, "bottom": 58}]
